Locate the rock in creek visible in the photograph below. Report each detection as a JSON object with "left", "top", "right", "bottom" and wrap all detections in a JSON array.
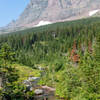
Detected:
[{"left": 34, "top": 89, "right": 44, "bottom": 95}]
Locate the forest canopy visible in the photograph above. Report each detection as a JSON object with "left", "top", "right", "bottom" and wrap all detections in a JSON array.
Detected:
[{"left": 0, "top": 17, "right": 100, "bottom": 100}]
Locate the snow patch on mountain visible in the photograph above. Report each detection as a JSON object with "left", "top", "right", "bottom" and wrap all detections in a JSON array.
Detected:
[
  {"left": 35, "top": 21, "right": 52, "bottom": 27},
  {"left": 89, "top": 9, "right": 99, "bottom": 16}
]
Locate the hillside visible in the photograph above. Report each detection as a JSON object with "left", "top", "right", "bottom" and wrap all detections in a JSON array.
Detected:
[
  {"left": 0, "top": 17, "right": 100, "bottom": 99},
  {"left": 0, "top": 17, "right": 100, "bottom": 64}
]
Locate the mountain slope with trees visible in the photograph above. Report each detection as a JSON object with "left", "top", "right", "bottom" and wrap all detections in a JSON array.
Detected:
[{"left": 0, "top": 17, "right": 100, "bottom": 99}]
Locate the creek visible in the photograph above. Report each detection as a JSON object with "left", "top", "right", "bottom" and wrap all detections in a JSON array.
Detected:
[{"left": 26, "top": 67, "right": 62, "bottom": 100}]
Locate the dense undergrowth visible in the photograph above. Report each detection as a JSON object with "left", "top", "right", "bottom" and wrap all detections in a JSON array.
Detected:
[{"left": 0, "top": 17, "right": 100, "bottom": 99}]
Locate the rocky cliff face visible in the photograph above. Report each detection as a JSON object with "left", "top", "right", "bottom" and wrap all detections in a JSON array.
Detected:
[{"left": 0, "top": 0, "right": 100, "bottom": 33}]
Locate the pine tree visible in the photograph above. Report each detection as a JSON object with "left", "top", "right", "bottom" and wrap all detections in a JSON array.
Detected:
[
  {"left": 0, "top": 43, "right": 16, "bottom": 67},
  {"left": 94, "top": 33, "right": 100, "bottom": 64},
  {"left": 0, "top": 43, "right": 18, "bottom": 99}
]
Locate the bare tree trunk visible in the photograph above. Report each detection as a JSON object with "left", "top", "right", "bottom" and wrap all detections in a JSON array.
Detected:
[
  {"left": 0, "top": 75, "right": 2, "bottom": 100},
  {"left": 0, "top": 77, "right": 2, "bottom": 88},
  {"left": 0, "top": 71, "right": 3, "bottom": 87}
]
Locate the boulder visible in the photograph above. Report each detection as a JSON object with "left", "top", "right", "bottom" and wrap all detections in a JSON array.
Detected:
[
  {"left": 28, "top": 77, "right": 40, "bottom": 81},
  {"left": 23, "top": 80, "right": 31, "bottom": 85},
  {"left": 34, "top": 89, "right": 44, "bottom": 95},
  {"left": 41, "top": 86, "right": 56, "bottom": 91}
]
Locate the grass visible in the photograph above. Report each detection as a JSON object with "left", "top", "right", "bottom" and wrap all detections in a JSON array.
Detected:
[{"left": 12, "top": 64, "right": 41, "bottom": 82}]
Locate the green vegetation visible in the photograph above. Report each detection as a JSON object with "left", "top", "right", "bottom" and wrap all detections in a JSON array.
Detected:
[
  {"left": 0, "top": 17, "right": 100, "bottom": 99},
  {"left": 12, "top": 64, "right": 41, "bottom": 82},
  {"left": 0, "top": 43, "right": 40, "bottom": 99}
]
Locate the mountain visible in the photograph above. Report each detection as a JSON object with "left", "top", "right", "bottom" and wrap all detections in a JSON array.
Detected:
[{"left": 0, "top": 0, "right": 100, "bottom": 33}]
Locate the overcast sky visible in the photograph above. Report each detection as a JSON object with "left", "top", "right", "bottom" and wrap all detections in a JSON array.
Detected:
[{"left": 0, "top": 0, "right": 30, "bottom": 27}]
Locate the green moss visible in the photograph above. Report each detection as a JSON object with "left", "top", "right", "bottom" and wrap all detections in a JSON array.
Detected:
[{"left": 12, "top": 64, "right": 41, "bottom": 82}]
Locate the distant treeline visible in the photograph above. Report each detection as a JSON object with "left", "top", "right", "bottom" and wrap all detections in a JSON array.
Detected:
[{"left": 0, "top": 17, "right": 99, "bottom": 66}]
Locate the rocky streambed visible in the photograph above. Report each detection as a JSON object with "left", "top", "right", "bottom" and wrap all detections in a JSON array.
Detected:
[{"left": 23, "top": 67, "right": 60, "bottom": 100}]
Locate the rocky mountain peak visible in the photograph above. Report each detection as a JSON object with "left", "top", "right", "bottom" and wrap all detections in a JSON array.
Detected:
[{"left": 0, "top": 0, "right": 100, "bottom": 33}]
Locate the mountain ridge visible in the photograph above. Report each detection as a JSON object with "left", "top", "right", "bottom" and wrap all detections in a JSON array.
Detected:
[{"left": 0, "top": 0, "right": 100, "bottom": 34}]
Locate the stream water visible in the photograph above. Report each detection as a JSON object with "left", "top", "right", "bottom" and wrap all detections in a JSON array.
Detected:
[
  {"left": 34, "top": 94, "right": 60, "bottom": 100},
  {"left": 30, "top": 68, "right": 63, "bottom": 100}
]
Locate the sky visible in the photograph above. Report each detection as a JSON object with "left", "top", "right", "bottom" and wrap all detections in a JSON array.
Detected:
[{"left": 0, "top": 0, "right": 30, "bottom": 27}]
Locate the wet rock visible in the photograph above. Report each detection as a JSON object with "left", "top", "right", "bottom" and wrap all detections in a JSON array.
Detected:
[
  {"left": 30, "top": 87, "right": 34, "bottom": 91},
  {"left": 23, "top": 76, "right": 41, "bottom": 91},
  {"left": 38, "top": 66, "right": 44, "bottom": 70},
  {"left": 41, "top": 86, "right": 56, "bottom": 92},
  {"left": 34, "top": 89, "right": 44, "bottom": 95},
  {"left": 28, "top": 77, "right": 40, "bottom": 81},
  {"left": 23, "top": 77, "right": 40, "bottom": 85},
  {"left": 23, "top": 80, "right": 31, "bottom": 85},
  {"left": 26, "top": 85, "right": 32, "bottom": 91}
]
